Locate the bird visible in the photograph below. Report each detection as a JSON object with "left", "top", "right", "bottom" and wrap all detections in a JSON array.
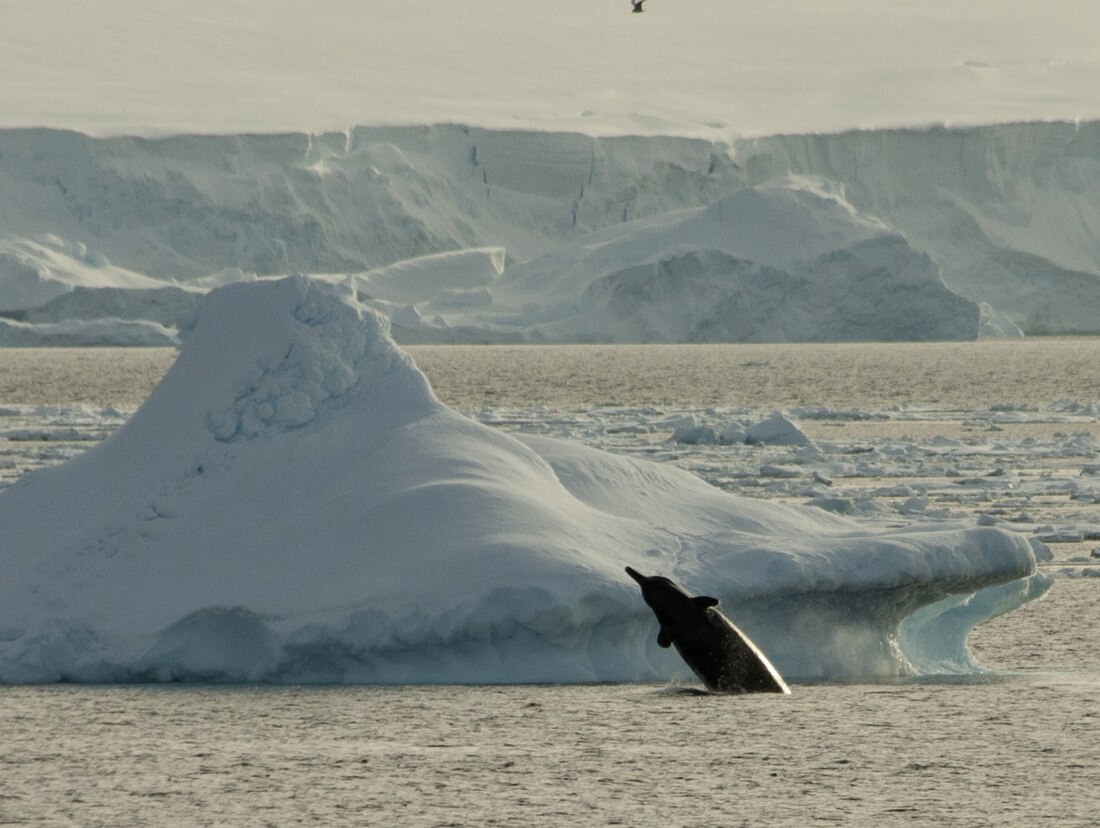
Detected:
[{"left": 631, "top": 0, "right": 645, "bottom": 12}]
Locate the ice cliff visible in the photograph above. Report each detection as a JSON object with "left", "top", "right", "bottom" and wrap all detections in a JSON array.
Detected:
[
  {"left": 0, "top": 277, "right": 1045, "bottom": 684},
  {"left": 741, "top": 123, "right": 1100, "bottom": 336},
  {"left": 2, "top": 122, "right": 1099, "bottom": 342}
]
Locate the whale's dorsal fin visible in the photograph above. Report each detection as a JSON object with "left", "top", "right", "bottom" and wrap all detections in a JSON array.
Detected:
[
  {"left": 657, "top": 627, "right": 673, "bottom": 648},
  {"left": 694, "top": 595, "right": 719, "bottom": 609}
]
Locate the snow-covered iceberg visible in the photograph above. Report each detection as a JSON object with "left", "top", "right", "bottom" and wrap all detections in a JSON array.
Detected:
[{"left": 0, "top": 277, "right": 1044, "bottom": 684}]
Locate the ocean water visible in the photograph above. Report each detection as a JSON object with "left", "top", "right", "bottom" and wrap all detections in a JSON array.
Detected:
[
  {"left": 3, "top": 338, "right": 1100, "bottom": 409},
  {"left": 2, "top": 673, "right": 1099, "bottom": 828},
  {"left": 1, "top": 341, "right": 1099, "bottom": 826}
]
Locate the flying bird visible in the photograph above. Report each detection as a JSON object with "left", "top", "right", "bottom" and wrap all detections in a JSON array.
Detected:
[{"left": 631, "top": 0, "right": 645, "bottom": 12}]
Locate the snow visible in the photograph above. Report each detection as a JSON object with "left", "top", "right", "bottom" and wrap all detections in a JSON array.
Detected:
[
  {"left": 2, "top": 2, "right": 1100, "bottom": 343},
  {"left": 470, "top": 181, "right": 977, "bottom": 342},
  {"left": 744, "top": 412, "right": 816, "bottom": 447},
  {"left": 0, "top": 316, "right": 177, "bottom": 347},
  {"left": 2, "top": 3, "right": 1100, "bottom": 342},
  {"left": 3, "top": 123, "right": 1099, "bottom": 342},
  {"left": 741, "top": 125, "right": 1100, "bottom": 335},
  {"left": 0, "top": 2, "right": 1092, "bottom": 685},
  {"left": 354, "top": 248, "right": 506, "bottom": 306},
  {"left": 0, "top": 235, "right": 199, "bottom": 343},
  {"left": 0, "top": 277, "right": 1045, "bottom": 684},
  {"left": 668, "top": 411, "right": 815, "bottom": 448},
  {"left": 0, "top": 236, "right": 183, "bottom": 313}
]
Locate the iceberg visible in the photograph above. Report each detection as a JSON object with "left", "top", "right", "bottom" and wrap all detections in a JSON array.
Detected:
[{"left": 0, "top": 277, "right": 1045, "bottom": 684}]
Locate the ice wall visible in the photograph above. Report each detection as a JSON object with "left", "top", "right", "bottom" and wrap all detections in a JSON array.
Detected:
[
  {"left": 739, "top": 122, "right": 1100, "bottom": 335},
  {"left": 2, "top": 122, "right": 1098, "bottom": 338},
  {"left": 0, "top": 277, "right": 1044, "bottom": 684},
  {"left": 0, "top": 127, "right": 739, "bottom": 278}
]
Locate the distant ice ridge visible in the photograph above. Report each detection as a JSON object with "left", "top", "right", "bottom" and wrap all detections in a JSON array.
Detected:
[
  {"left": 0, "top": 277, "right": 1045, "bottom": 684},
  {"left": 485, "top": 181, "right": 976, "bottom": 342},
  {"left": 0, "top": 316, "right": 177, "bottom": 347},
  {"left": 3, "top": 122, "right": 1100, "bottom": 342}
]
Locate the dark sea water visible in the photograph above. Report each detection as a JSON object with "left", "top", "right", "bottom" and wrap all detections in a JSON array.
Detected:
[
  {"left": 2, "top": 668, "right": 1098, "bottom": 827},
  {"left": 3, "top": 338, "right": 1099, "bottom": 409},
  {"left": 1, "top": 341, "right": 1098, "bottom": 826}
]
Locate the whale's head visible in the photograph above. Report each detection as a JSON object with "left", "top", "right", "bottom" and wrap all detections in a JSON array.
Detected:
[{"left": 625, "top": 566, "right": 715, "bottom": 620}]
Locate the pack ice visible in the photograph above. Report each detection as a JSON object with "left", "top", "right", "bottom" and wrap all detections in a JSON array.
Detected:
[{"left": 0, "top": 277, "right": 1045, "bottom": 684}]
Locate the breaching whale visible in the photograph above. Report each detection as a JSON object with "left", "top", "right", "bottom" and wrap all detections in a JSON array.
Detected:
[{"left": 626, "top": 566, "right": 790, "bottom": 694}]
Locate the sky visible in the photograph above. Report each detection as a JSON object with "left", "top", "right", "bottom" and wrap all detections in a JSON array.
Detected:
[{"left": 4, "top": 0, "right": 1100, "bottom": 137}]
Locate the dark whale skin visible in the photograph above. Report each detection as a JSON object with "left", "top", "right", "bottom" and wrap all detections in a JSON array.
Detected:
[{"left": 626, "top": 566, "right": 790, "bottom": 694}]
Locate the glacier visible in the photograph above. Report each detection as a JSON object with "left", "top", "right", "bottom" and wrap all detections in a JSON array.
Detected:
[
  {"left": 2, "top": 122, "right": 1100, "bottom": 342},
  {"left": 485, "top": 180, "right": 977, "bottom": 342},
  {"left": 0, "top": 277, "right": 1047, "bottom": 684},
  {"left": 4, "top": 0, "right": 1100, "bottom": 342}
]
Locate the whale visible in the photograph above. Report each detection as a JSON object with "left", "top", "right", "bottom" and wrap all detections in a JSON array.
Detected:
[{"left": 626, "top": 566, "right": 790, "bottom": 694}]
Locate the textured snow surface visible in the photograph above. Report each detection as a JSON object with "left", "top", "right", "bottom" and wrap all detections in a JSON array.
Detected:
[{"left": 0, "top": 278, "right": 1042, "bottom": 684}]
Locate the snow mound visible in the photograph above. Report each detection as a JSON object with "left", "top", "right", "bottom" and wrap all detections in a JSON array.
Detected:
[
  {"left": 485, "top": 182, "right": 980, "bottom": 342},
  {"left": 0, "top": 277, "right": 1042, "bottom": 684},
  {"left": 188, "top": 282, "right": 375, "bottom": 441}
]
